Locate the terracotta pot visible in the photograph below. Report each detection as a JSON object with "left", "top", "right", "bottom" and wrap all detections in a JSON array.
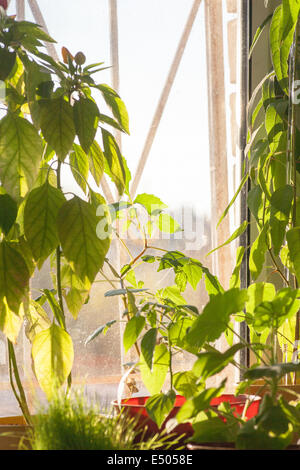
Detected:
[
  {"left": 0, "top": 416, "right": 31, "bottom": 450},
  {"left": 113, "top": 394, "right": 261, "bottom": 441}
]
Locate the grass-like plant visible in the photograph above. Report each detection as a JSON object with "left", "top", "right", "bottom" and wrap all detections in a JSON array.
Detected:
[{"left": 24, "top": 390, "right": 183, "bottom": 450}]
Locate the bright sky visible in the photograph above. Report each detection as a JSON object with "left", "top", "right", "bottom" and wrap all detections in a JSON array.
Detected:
[{"left": 7, "top": 0, "right": 212, "bottom": 216}]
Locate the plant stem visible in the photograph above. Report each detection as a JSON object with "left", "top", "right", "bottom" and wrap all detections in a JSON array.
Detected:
[
  {"left": 7, "top": 340, "right": 32, "bottom": 425},
  {"left": 56, "top": 160, "right": 72, "bottom": 391},
  {"left": 290, "top": 19, "right": 300, "bottom": 384}
]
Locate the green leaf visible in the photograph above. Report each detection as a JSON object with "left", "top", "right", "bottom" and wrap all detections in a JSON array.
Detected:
[
  {"left": 0, "top": 194, "right": 17, "bottom": 235},
  {"left": 269, "top": 184, "right": 293, "bottom": 255},
  {"left": 139, "top": 343, "right": 170, "bottom": 395},
  {"left": 229, "top": 246, "right": 245, "bottom": 289},
  {"left": 159, "top": 285, "right": 186, "bottom": 305},
  {"left": 140, "top": 328, "right": 157, "bottom": 370},
  {"left": 58, "top": 196, "right": 110, "bottom": 286},
  {"left": 249, "top": 224, "right": 269, "bottom": 280},
  {"left": 207, "top": 221, "right": 248, "bottom": 256},
  {"left": 0, "top": 241, "right": 30, "bottom": 313},
  {"left": 192, "top": 343, "right": 245, "bottom": 382},
  {"left": 104, "top": 288, "right": 148, "bottom": 297},
  {"left": 73, "top": 97, "right": 99, "bottom": 153},
  {"left": 182, "top": 260, "right": 203, "bottom": 290},
  {"left": 270, "top": 3, "right": 299, "bottom": 94},
  {"left": 88, "top": 141, "right": 105, "bottom": 187},
  {"left": 217, "top": 173, "right": 249, "bottom": 227},
  {"left": 244, "top": 362, "right": 300, "bottom": 381},
  {"left": 0, "top": 48, "right": 16, "bottom": 81},
  {"left": 155, "top": 213, "right": 181, "bottom": 234},
  {"left": 31, "top": 323, "right": 74, "bottom": 399},
  {"left": 39, "top": 97, "right": 76, "bottom": 161},
  {"left": 69, "top": 144, "right": 89, "bottom": 194},
  {"left": 24, "top": 182, "right": 66, "bottom": 268},
  {"left": 249, "top": 13, "right": 273, "bottom": 58},
  {"left": 246, "top": 282, "right": 276, "bottom": 316},
  {"left": 0, "top": 114, "right": 43, "bottom": 200},
  {"left": 175, "top": 383, "right": 226, "bottom": 423},
  {"left": 134, "top": 193, "right": 167, "bottom": 215},
  {"left": 102, "top": 129, "right": 126, "bottom": 196},
  {"left": 145, "top": 391, "right": 176, "bottom": 429},
  {"left": 85, "top": 320, "right": 117, "bottom": 345},
  {"left": 247, "top": 185, "right": 263, "bottom": 224},
  {"left": 186, "top": 289, "right": 248, "bottom": 349},
  {"left": 265, "top": 103, "right": 285, "bottom": 155},
  {"left": 253, "top": 287, "right": 300, "bottom": 331},
  {"left": 0, "top": 298, "right": 23, "bottom": 343},
  {"left": 168, "top": 317, "right": 194, "bottom": 351},
  {"left": 192, "top": 416, "right": 239, "bottom": 444},
  {"left": 123, "top": 315, "right": 145, "bottom": 353},
  {"left": 173, "top": 371, "right": 201, "bottom": 399},
  {"left": 96, "top": 84, "right": 129, "bottom": 134},
  {"left": 286, "top": 228, "right": 300, "bottom": 283}
]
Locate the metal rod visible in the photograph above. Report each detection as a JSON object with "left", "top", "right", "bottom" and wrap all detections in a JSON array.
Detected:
[
  {"left": 130, "top": 0, "right": 202, "bottom": 199},
  {"left": 204, "top": 0, "right": 231, "bottom": 288}
]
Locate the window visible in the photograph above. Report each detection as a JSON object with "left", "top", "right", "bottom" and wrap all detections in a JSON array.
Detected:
[{"left": 0, "top": 0, "right": 240, "bottom": 415}]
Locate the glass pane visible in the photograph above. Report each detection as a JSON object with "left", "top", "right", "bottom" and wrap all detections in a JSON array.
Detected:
[{"left": 0, "top": 0, "right": 237, "bottom": 416}]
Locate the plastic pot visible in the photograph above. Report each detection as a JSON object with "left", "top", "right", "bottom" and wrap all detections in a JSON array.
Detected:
[{"left": 113, "top": 394, "right": 261, "bottom": 440}]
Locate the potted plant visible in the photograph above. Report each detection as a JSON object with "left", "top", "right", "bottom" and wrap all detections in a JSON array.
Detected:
[
  {"left": 170, "top": 0, "right": 300, "bottom": 450},
  {"left": 0, "top": 2, "right": 134, "bottom": 445}
]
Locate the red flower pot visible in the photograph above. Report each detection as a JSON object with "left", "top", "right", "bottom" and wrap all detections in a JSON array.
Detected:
[{"left": 113, "top": 394, "right": 261, "bottom": 440}]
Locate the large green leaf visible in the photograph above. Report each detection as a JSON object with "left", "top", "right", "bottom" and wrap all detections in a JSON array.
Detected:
[
  {"left": 192, "top": 343, "right": 245, "bottom": 382},
  {"left": 57, "top": 196, "right": 110, "bottom": 287},
  {"left": 0, "top": 194, "right": 17, "bottom": 235},
  {"left": 139, "top": 343, "right": 170, "bottom": 395},
  {"left": 175, "top": 382, "right": 226, "bottom": 423},
  {"left": 270, "top": 3, "right": 300, "bottom": 94},
  {"left": 249, "top": 224, "right": 269, "bottom": 280},
  {"left": 69, "top": 144, "right": 89, "bottom": 194},
  {"left": 0, "top": 48, "right": 16, "bottom": 81},
  {"left": 24, "top": 182, "right": 66, "bottom": 268},
  {"left": 88, "top": 140, "right": 105, "bottom": 187},
  {"left": 134, "top": 193, "right": 167, "bottom": 215},
  {"left": 145, "top": 390, "right": 176, "bottom": 429},
  {"left": 96, "top": 84, "right": 129, "bottom": 134},
  {"left": 269, "top": 185, "right": 293, "bottom": 255},
  {"left": 0, "top": 298, "right": 23, "bottom": 343},
  {"left": 31, "top": 323, "right": 74, "bottom": 399},
  {"left": 102, "top": 129, "right": 126, "bottom": 196},
  {"left": 0, "top": 241, "right": 30, "bottom": 313},
  {"left": 286, "top": 228, "right": 300, "bottom": 282},
  {"left": 123, "top": 315, "right": 145, "bottom": 353},
  {"left": 73, "top": 97, "right": 99, "bottom": 153},
  {"left": 39, "top": 97, "right": 76, "bottom": 161},
  {"left": 186, "top": 289, "right": 248, "bottom": 349},
  {"left": 140, "top": 328, "right": 157, "bottom": 370},
  {"left": 253, "top": 288, "right": 300, "bottom": 331},
  {"left": 0, "top": 114, "right": 43, "bottom": 200}
]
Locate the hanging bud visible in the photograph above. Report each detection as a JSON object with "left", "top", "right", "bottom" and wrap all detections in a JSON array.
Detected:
[
  {"left": 61, "top": 46, "right": 74, "bottom": 64},
  {"left": 74, "top": 52, "right": 86, "bottom": 66}
]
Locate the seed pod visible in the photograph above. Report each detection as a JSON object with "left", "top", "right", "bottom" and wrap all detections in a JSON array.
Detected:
[{"left": 74, "top": 52, "right": 86, "bottom": 66}]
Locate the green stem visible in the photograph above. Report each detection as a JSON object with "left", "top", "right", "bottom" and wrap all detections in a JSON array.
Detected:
[
  {"left": 7, "top": 340, "right": 32, "bottom": 425},
  {"left": 56, "top": 160, "right": 72, "bottom": 391}
]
